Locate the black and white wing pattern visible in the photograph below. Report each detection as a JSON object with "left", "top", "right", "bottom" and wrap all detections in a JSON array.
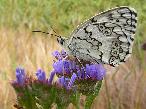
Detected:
[{"left": 66, "top": 6, "right": 137, "bottom": 67}]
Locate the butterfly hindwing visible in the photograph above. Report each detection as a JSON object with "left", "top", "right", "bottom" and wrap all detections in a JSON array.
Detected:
[{"left": 67, "top": 6, "right": 137, "bottom": 67}]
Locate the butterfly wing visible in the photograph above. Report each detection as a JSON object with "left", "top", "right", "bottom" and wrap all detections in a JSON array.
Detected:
[{"left": 67, "top": 6, "right": 137, "bottom": 67}]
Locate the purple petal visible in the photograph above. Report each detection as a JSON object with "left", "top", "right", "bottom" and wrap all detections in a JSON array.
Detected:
[
  {"left": 77, "top": 70, "right": 81, "bottom": 79},
  {"left": 89, "top": 65, "right": 97, "bottom": 79},
  {"left": 36, "top": 69, "right": 46, "bottom": 81},
  {"left": 96, "top": 64, "right": 106, "bottom": 80},
  {"left": 57, "top": 76, "right": 68, "bottom": 87},
  {"left": 53, "top": 60, "right": 63, "bottom": 74},
  {"left": 15, "top": 67, "right": 25, "bottom": 85},
  {"left": 85, "top": 64, "right": 90, "bottom": 76},
  {"left": 52, "top": 50, "right": 62, "bottom": 60},
  {"left": 67, "top": 73, "right": 77, "bottom": 89},
  {"left": 70, "top": 61, "right": 76, "bottom": 71},
  {"left": 61, "top": 49, "right": 67, "bottom": 58},
  {"left": 85, "top": 64, "right": 106, "bottom": 80},
  {"left": 76, "top": 65, "right": 80, "bottom": 71},
  {"left": 63, "top": 60, "right": 71, "bottom": 74},
  {"left": 81, "top": 67, "right": 85, "bottom": 79},
  {"left": 48, "top": 71, "right": 56, "bottom": 84}
]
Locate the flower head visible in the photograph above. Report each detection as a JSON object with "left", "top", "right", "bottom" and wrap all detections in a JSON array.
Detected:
[
  {"left": 48, "top": 70, "right": 56, "bottom": 84},
  {"left": 53, "top": 60, "right": 73, "bottom": 76},
  {"left": 51, "top": 50, "right": 106, "bottom": 90},
  {"left": 52, "top": 50, "right": 62, "bottom": 60},
  {"left": 61, "top": 49, "right": 67, "bottom": 58},
  {"left": 96, "top": 64, "right": 106, "bottom": 80},
  {"left": 63, "top": 60, "right": 72, "bottom": 74},
  {"left": 15, "top": 67, "right": 26, "bottom": 85},
  {"left": 67, "top": 73, "right": 77, "bottom": 89},
  {"left": 85, "top": 64, "right": 106, "bottom": 80},
  {"left": 36, "top": 69, "right": 46, "bottom": 82},
  {"left": 53, "top": 60, "right": 64, "bottom": 74},
  {"left": 57, "top": 76, "right": 69, "bottom": 88}
]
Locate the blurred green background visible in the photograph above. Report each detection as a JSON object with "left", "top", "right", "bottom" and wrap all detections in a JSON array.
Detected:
[{"left": 0, "top": 0, "right": 146, "bottom": 109}]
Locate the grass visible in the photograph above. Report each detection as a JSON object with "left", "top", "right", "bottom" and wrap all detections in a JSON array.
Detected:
[{"left": 0, "top": 0, "right": 146, "bottom": 109}]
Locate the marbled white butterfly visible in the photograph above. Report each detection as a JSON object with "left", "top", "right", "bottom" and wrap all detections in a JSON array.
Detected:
[{"left": 34, "top": 6, "right": 137, "bottom": 67}]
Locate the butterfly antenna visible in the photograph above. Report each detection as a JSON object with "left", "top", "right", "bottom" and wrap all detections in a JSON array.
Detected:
[
  {"left": 32, "top": 30, "right": 61, "bottom": 38},
  {"left": 50, "top": 26, "right": 58, "bottom": 35},
  {"left": 32, "top": 30, "right": 50, "bottom": 34}
]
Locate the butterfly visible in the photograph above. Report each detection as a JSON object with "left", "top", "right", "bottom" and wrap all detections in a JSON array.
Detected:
[{"left": 33, "top": 6, "right": 137, "bottom": 67}]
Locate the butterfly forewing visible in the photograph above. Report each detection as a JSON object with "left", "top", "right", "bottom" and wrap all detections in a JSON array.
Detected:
[{"left": 67, "top": 6, "right": 137, "bottom": 67}]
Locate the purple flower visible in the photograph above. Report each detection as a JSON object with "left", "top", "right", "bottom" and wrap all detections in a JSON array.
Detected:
[
  {"left": 53, "top": 60, "right": 63, "bottom": 74},
  {"left": 53, "top": 60, "right": 74, "bottom": 76},
  {"left": 48, "top": 70, "right": 56, "bottom": 84},
  {"left": 67, "top": 73, "right": 77, "bottom": 89},
  {"left": 36, "top": 69, "right": 46, "bottom": 81},
  {"left": 81, "top": 67, "right": 86, "bottom": 79},
  {"left": 85, "top": 64, "right": 106, "bottom": 80},
  {"left": 15, "top": 67, "right": 25, "bottom": 85},
  {"left": 57, "top": 73, "right": 77, "bottom": 90},
  {"left": 70, "top": 61, "right": 76, "bottom": 71},
  {"left": 88, "top": 64, "right": 97, "bottom": 79},
  {"left": 96, "top": 64, "right": 106, "bottom": 80},
  {"left": 63, "top": 60, "right": 71, "bottom": 74},
  {"left": 61, "top": 49, "right": 67, "bottom": 58},
  {"left": 57, "top": 76, "right": 69, "bottom": 88},
  {"left": 52, "top": 50, "right": 62, "bottom": 60},
  {"left": 77, "top": 69, "right": 81, "bottom": 79},
  {"left": 11, "top": 50, "right": 106, "bottom": 96}
]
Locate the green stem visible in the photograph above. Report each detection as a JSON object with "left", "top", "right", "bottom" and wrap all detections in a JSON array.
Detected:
[{"left": 85, "top": 80, "right": 102, "bottom": 109}]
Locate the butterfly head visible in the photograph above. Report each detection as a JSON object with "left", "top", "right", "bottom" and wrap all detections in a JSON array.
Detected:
[
  {"left": 57, "top": 36, "right": 65, "bottom": 46},
  {"left": 57, "top": 36, "right": 70, "bottom": 51},
  {"left": 32, "top": 30, "right": 69, "bottom": 50}
]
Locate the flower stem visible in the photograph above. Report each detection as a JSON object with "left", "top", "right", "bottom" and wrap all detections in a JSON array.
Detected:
[{"left": 85, "top": 80, "right": 102, "bottom": 109}]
